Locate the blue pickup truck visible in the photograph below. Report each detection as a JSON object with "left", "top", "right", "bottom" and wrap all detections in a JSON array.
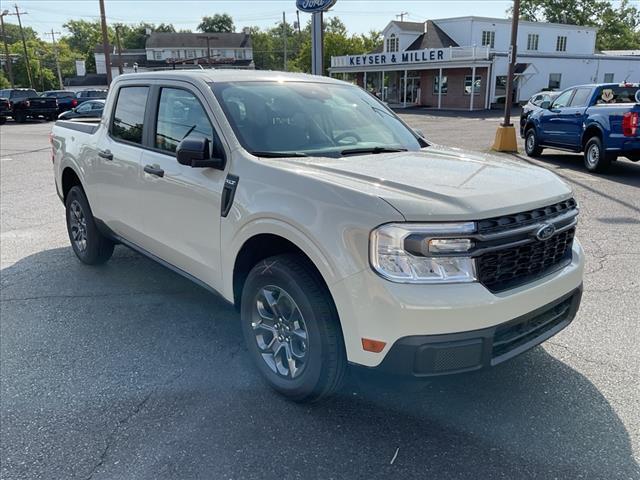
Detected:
[{"left": 522, "top": 83, "right": 640, "bottom": 172}]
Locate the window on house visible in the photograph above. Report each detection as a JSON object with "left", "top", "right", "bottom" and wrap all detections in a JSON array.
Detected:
[
  {"left": 481, "top": 31, "right": 495, "bottom": 48},
  {"left": 464, "top": 76, "right": 482, "bottom": 95},
  {"left": 527, "top": 33, "right": 539, "bottom": 51},
  {"left": 386, "top": 34, "right": 399, "bottom": 53},
  {"left": 154, "top": 51, "right": 162, "bottom": 60},
  {"left": 236, "top": 49, "right": 245, "bottom": 59},
  {"left": 186, "top": 50, "right": 195, "bottom": 59},
  {"left": 604, "top": 73, "right": 614, "bottom": 83},
  {"left": 556, "top": 36, "right": 567, "bottom": 52},
  {"left": 495, "top": 76, "right": 507, "bottom": 98},
  {"left": 433, "top": 75, "right": 448, "bottom": 94},
  {"left": 548, "top": 73, "right": 562, "bottom": 90}
]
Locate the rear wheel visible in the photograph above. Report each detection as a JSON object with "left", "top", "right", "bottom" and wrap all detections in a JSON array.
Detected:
[
  {"left": 525, "top": 128, "right": 543, "bottom": 157},
  {"left": 584, "top": 137, "right": 612, "bottom": 173},
  {"left": 14, "top": 112, "right": 26, "bottom": 123},
  {"left": 240, "top": 254, "right": 347, "bottom": 403},
  {"left": 65, "top": 186, "right": 114, "bottom": 265},
  {"left": 0, "top": 116, "right": 6, "bottom": 125}
]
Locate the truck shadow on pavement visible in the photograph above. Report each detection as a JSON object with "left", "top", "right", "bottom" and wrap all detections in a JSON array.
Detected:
[{"left": 1, "top": 246, "right": 638, "bottom": 479}]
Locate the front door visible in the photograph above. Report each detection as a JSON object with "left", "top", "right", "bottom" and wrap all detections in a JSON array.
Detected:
[
  {"left": 539, "top": 88, "right": 575, "bottom": 146},
  {"left": 137, "top": 84, "right": 227, "bottom": 289}
]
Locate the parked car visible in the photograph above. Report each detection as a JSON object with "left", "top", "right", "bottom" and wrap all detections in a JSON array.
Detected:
[
  {"left": 520, "top": 91, "right": 560, "bottom": 136},
  {"left": 0, "top": 96, "right": 10, "bottom": 124},
  {"left": 523, "top": 83, "right": 640, "bottom": 172},
  {"left": 0, "top": 88, "right": 58, "bottom": 122},
  {"left": 76, "top": 89, "right": 108, "bottom": 103},
  {"left": 42, "top": 90, "right": 78, "bottom": 113},
  {"left": 58, "top": 99, "right": 105, "bottom": 120},
  {"left": 51, "top": 71, "right": 584, "bottom": 402}
]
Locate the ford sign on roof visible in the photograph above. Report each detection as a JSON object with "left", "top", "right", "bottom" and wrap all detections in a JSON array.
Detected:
[{"left": 296, "top": 0, "right": 338, "bottom": 13}]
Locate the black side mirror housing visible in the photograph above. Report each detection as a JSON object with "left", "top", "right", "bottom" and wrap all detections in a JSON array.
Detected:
[{"left": 176, "top": 137, "right": 226, "bottom": 170}]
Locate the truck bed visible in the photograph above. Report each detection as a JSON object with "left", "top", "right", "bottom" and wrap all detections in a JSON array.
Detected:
[{"left": 54, "top": 119, "right": 100, "bottom": 135}]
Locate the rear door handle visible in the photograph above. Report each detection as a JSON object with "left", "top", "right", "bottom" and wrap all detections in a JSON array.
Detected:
[
  {"left": 98, "top": 149, "right": 113, "bottom": 160},
  {"left": 144, "top": 164, "right": 164, "bottom": 178}
]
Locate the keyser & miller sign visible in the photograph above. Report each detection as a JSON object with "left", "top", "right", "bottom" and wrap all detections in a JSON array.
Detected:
[
  {"left": 296, "top": 0, "right": 337, "bottom": 13},
  {"left": 332, "top": 48, "right": 449, "bottom": 68}
]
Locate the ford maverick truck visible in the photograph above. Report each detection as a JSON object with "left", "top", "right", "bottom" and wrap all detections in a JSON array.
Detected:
[
  {"left": 51, "top": 71, "right": 584, "bottom": 402},
  {"left": 523, "top": 83, "right": 640, "bottom": 172}
]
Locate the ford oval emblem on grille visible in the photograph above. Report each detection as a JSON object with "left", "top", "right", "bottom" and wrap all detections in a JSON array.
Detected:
[{"left": 535, "top": 223, "right": 556, "bottom": 241}]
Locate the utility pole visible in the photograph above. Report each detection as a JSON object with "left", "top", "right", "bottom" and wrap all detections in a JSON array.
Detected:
[
  {"left": 492, "top": 0, "right": 520, "bottom": 152},
  {"left": 98, "top": 0, "right": 112, "bottom": 84},
  {"left": 296, "top": 10, "right": 301, "bottom": 35},
  {"left": 198, "top": 35, "right": 219, "bottom": 67},
  {"left": 14, "top": 4, "right": 33, "bottom": 88},
  {"left": 114, "top": 25, "right": 123, "bottom": 75},
  {"left": 396, "top": 12, "right": 409, "bottom": 22},
  {"left": 44, "top": 29, "right": 63, "bottom": 89},
  {"left": 282, "top": 12, "right": 287, "bottom": 71},
  {"left": 0, "top": 10, "right": 15, "bottom": 87}
]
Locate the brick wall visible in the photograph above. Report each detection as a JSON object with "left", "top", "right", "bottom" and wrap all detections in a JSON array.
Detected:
[{"left": 420, "top": 67, "right": 489, "bottom": 109}]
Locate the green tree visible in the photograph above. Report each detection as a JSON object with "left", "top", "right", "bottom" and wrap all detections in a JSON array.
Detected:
[
  {"left": 0, "top": 21, "right": 38, "bottom": 44},
  {"left": 597, "top": 0, "right": 640, "bottom": 50},
  {"left": 0, "top": 71, "right": 11, "bottom": 89},
  {"left": 198, "top": 14, "right": 235, "bottom": 33},
  {"left": 62, "top": 19, "right": 112, "bottom": 73}
]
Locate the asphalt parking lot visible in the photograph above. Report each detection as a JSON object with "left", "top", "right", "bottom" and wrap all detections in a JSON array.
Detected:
[{"left": 1, "top": 114, "right": 639, "bottom": 479}]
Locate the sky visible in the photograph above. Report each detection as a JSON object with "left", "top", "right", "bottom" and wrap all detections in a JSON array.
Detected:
[{"left": 2, "top": 0, "right": 523, "bottom": 41}]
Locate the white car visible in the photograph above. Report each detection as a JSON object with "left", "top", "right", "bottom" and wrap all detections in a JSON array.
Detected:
[{"left": 51, "top": 70, "right": 584, "bottom": 402}]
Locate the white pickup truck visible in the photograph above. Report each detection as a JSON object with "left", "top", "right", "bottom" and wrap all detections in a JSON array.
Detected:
[{"left": 51, "top": 70, "right": 584, "bottom": 402}]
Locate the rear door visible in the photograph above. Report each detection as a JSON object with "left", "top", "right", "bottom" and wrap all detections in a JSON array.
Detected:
[
  {"left": 90, "top": 84, "right": 149, "bottom": 244},
  {"left": 538, "top": 89, "right": 575, "bottom": 146},
  {"left": 136, "top": 82, "right": 228, "bottom": 288}
]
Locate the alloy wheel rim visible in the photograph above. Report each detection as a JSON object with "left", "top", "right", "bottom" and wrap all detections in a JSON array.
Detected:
[
  {"left": 69, "top": 200, "right": 88, "bottom": 252},
  {"left": 251, "top": 285, "right": 308, "bottom": 379},
  {"left": 587, "top": 144, "right": 599, "bottom": 166},
  {"left": 526, "top": 133, "right": 535, "bottom": 152}
]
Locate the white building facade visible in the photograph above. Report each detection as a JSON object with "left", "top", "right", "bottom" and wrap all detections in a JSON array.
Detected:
[{"left": 330, "top": 16, "right": 640, "bottom": 110}]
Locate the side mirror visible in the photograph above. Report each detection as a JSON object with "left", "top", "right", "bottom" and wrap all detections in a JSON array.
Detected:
[
  {"left": 540, "top": 101, "right": 551, "bottom": 110},
  {"left": 176, "top": 137, "right": 226, "bottom": 170}
]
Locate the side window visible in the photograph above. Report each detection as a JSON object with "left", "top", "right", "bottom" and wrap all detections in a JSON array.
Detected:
[
  {"left": 155, "top": 88, "right": 214, "bottom": 154},
  {"left": 76, "top": 103, "right": 92, "bottom": 113},
  {"left": 531, "top": 95, "right": 543, "bottom": 106},
  {"left": 552, "top": 90, "right": 574, "bottom": 109},
  {"left": 569, "top": 88, "right": 592, "bottom": 107},
  {"left": 91, "top": 102, "right": 104, "bottom": 111},
  {"left": 111, "top": 86, "right": 149, "bottom": 144}
]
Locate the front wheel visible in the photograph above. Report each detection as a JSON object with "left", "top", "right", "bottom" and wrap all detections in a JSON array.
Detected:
[
  {"left": 13, "top": 112, "right": 26, "bottom": 123},
  {"left": 525, "top": 128, "right": 543, "bottom": 157},
  {"left": 584, "top": 137, "right": 612, "bottom": 173},
  {"left": 240, "top": 254, "right": 347, "bottom": 403},
  {"left": 65, "top": 186, "right": 115, "bottom": 265}
]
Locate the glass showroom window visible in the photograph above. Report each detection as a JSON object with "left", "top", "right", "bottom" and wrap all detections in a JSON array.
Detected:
[
  {"left": 433, "top": 75, "right": 448, "bottom": 94},
  {"left": 464, "top": 76, "right": 482, "bottom": 95}
]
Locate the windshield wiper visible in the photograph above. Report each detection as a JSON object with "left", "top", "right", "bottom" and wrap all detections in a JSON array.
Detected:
[
  {"left": 250, "top": 151, "right": 308, "bottom": 158},
  {"left": 340, "top": 146, "right": 408, "bottom": 156}
]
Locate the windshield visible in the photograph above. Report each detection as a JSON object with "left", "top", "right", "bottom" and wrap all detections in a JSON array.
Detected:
[{"left": 210, "top": 81, "right": 424, "bottom": 157}]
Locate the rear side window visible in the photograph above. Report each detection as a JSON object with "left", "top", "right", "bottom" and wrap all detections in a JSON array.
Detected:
[
  {"left": 155, "top": 87, "right": 213, "bottom": 154},
  {"left": 596, "top": 86, "right": 640, "bottom": 104},
  {"left": 569, "top": 88, "right": 592, "bottom": 107},
  {"left": 111, "top": 86, "right": 149, "bottom": 144}
]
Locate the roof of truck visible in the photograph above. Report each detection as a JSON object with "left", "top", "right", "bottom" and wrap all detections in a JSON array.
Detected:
[{"left": 113, "top": 69, "right": 345, "bottom": 85}]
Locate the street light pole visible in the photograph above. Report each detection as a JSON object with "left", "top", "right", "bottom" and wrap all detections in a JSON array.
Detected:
[
  {"left": 492, "top": 0, "right": 520, "bottom": 152},
  {"left": 0, "top": 10, "right": 15, "bottom": 87}
]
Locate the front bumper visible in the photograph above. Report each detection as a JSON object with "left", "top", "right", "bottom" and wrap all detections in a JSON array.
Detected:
[
  {"left": 331, "top": 238, "right": 585, "bottom": 368},
  {"left": 373, "top": 286, "right": 581, "bottom": 376}
]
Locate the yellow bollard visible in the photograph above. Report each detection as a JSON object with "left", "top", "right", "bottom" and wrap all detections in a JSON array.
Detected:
[{"left": 492, "top": 125, "right": 519, "bottom": 152}]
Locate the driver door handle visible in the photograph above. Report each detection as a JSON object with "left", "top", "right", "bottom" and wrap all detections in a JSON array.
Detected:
[
  {"left": 98, "top": 149, "right": 113, "bottom": 160},
  {"left": 144, "top": 164, "right": 164, "bottom": 178}
]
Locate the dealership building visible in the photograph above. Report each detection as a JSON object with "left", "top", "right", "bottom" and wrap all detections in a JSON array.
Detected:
[{"left": 329, "top": 16, "right": 640, "bottom": 110}]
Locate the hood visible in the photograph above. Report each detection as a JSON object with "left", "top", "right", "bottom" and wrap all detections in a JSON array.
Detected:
[{"left": 275, "top": 145, "right": 573, "bottom": 221}]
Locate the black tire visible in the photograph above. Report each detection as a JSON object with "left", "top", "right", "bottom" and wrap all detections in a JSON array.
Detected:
[
  {"left": 240, "top": 254, "right": 347, "bottom": 403},
  {"left": 65, "top": 186, "right": 114, "bottom": 265},
  {"left": 584, "top": 136, "right": 612, "bottom": 173},
  {"left": 14, "top": 112, "right": 26, "bottom": 123},
  {"left": 525, "top": 128, "right": 543, "bottom": 157},
  {"left": 0, "top": 116, "right": 6, "bottom": 125},
  {"left": 47, "top": 113, "right": 57, "bottom": 121}
]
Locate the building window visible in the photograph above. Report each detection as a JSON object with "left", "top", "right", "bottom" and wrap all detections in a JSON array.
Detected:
[
  {"left": 154, "top": 51, "right": 162, "bottom": 60},
  {"left": 527, "top": 33, "right": 539, "bottom": 51},
  {"left": 433, "top": 75, "right": 448, "bottom": 94},
  {"left": 548, "top": 73, "right": 562, "bottom": 89},
  {"left": 386, "top": 33, "right": 399, "bottom": 53},
  {"left": 186, "top": 49, "right": 195, "bottom": 59},
  {"left": 556, "top": 36, "right": 567, "bottom": 52},
  {"left": 464, "top": 76, "right": 482, "bottom": 95},
  {"left": 481, "top": 31, "right": 495, "bottom": 48},
  {"left": 495, "top": 75, "right": 507, "bottom": 98},
  {"left": 604, "top": 73, "right": 614, "bottom": 83}
]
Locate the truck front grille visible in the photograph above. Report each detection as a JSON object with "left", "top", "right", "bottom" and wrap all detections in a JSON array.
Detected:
[{"left": 474, "top": 199, "right": 578, "bottom": 293}]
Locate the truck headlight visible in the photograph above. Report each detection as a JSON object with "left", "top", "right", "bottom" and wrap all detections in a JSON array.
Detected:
[{"left": 370, "top": 223, "right": 477, "bottom": 284}]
